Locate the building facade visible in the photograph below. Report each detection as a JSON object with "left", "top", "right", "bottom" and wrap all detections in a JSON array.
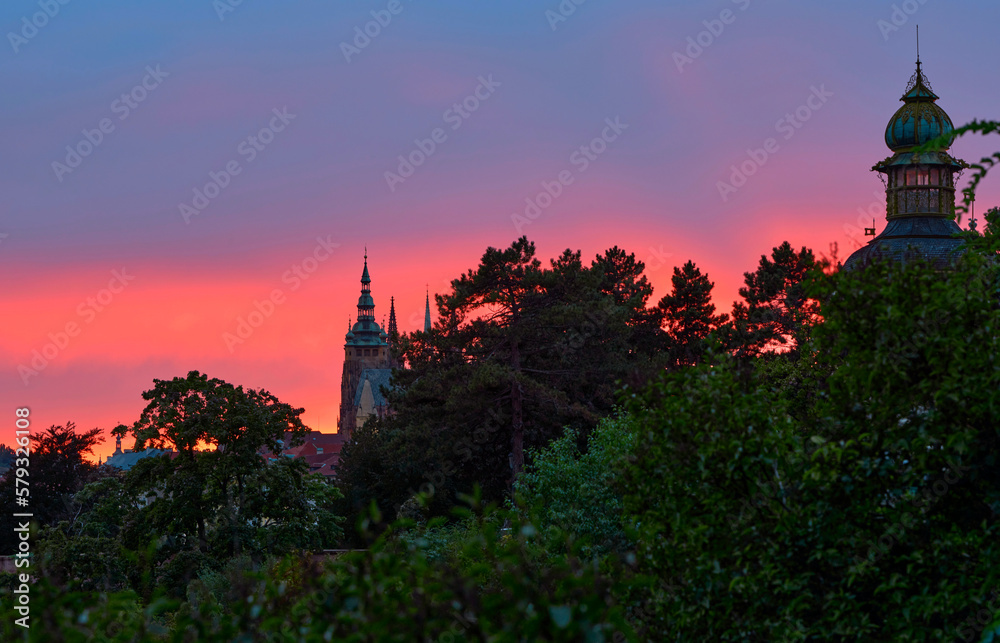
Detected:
[
  {"left": 338, "top": 253, "right": 393, "bottom": 438},
  {"left": 337, "top": 252, "right": 434, "bottom": 438}
]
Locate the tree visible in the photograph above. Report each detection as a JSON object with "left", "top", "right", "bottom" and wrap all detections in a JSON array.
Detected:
[
  {"left": 0, "top": 445, "right": 14, "bottom": 469},
  {"left": 515, "top": 413, "right": 635, "bottom": 557},
  {"left": 0, "top": 423, "right": 105, "bottom": 554},
  {"left": 445, "top": 237, "right": 543, "bottom": 479},
  {"left": 623, "top": 238, "right": 1000, "bottom": 639},
  {"left": 337, "top": 238, "right": 663, "bottom": 521},
  {"left": 657, "top": 261, "right": 727, "bottom": 368},
  {"left": 920, "top": 119, "right": 1000, "bottom": 224},
  {"left": 119, "top": 371, "right": 342, "bottom": 564},
  {"left": 725, "top": 241, "right": 819, "bottom": 358}
]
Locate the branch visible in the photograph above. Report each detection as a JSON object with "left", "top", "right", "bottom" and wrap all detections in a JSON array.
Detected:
[{"left": 917, "top": 119, "right": 1000, "bottom": 224}]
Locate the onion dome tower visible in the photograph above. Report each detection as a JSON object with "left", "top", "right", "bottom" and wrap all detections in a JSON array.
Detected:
[
  {"left": 844, "top": 57, "right": 968, "bottom": 269},
  {"left": 338, "top": 251, "right": 391, "bottom": 438}
]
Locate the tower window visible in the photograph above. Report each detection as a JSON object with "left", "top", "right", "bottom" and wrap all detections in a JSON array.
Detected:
[
  {"left": 916, "top": 169, "right": 929, "bottom": 185},
  {"left": 929, "top": 169, "right": 940, "bottom": 185}
]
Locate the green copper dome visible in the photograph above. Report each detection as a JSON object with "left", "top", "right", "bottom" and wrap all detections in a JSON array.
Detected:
[
  {"left": 845, "top": 58, "right": 968, "bottom": 271},
  {"left": 346, "top": 251, "right": 388, "bottom": 347},
  {"left": 884, "top": 63, "right": 954, "bottom": 151}
]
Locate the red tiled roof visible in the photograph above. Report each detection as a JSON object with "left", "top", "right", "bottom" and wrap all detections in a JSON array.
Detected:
[{"left": 264, "top": 431, "right": 345, "bottom": 476}]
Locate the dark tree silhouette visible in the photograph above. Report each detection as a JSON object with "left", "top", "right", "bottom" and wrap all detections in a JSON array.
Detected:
[{"left": 658, "top": 261, "right": 728, "bottom": 368}]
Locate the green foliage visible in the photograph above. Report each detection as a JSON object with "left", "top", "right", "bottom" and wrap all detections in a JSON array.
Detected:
[
  {"left": 623, "top": 243, "right": 1000, "bottom": 639},
  {"left": 724, "top": 241, "right": 819, "bottom": 357},
  {"left": 119, "top": 371, "right": 343, "bottom": 569},
  {"left": 2, "top": 501, "right": 633, "bottom": 641},
  {"left": 0, "top": 576, "right": 159, "bottom": 642},
  {"left": 34, "top": 529, "right": 131, "bottom": 593},
  {"left": 658, "top": 260, "right": 728, "bottom": 368},
  {"left": 919, "top": 119, "right": 1000, "bottom": 223},
  {"left": 516, "top": 414, "right": 635, "bottom": 557},
  {"left": 0, "top": 444, "right": 14, "bottom": 468},
  {"left": 19, "top": 373, "right": 346, "bottom": 603},
  {"left": 0, "top": 423, "right": 107, "bottom": 555},
  {"left": 337, "top": 238, "right": 666, "bottom": 523}
]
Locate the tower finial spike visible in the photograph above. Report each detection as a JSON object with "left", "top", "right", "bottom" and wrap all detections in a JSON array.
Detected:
[
  {"left": 916, "top": 25, "right": 920, "bottom": 63},
  {"left": 424, "top": 287, "right": 432, "bottom": 333}
]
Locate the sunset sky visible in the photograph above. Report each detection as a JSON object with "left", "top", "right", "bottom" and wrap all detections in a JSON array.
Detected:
[{"left": 3, "top": 0, "right": 999, "bottom": 460}]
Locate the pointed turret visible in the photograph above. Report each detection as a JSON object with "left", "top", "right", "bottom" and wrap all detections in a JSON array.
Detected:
[
  {"left": 357, "top": 250, "right": 375, "bottom": 320},
  {"left": 340, "top": 250, "right": 392, "bottom": 439},
  {"left": 388, "top": 296, "right": 398, "bottom": 339},
  {"left": 424, "top": 288, "right": 432, "bottom": 333},
  {"left": 346, "top": 251, "right": 386, "bottom": 344}
]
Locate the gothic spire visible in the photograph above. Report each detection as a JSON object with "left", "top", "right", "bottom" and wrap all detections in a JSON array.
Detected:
[
  {"left": 388, "top": 296, "right": 398, "bottom": 339},
  {"left": 357, "top": 251, "right": 375, "bottom": 320},
  {"left": 424, "top": 287, "right": 432, "bottom": 333}
]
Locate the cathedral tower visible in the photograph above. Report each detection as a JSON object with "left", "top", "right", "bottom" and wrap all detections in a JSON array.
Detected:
[{"left": 338, "top": 252, "right": 392, "bottom": 438}]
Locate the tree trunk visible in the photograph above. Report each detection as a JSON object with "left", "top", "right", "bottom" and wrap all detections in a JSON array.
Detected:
[{"left": 509, "top": 304, "right": 524, "bottom": 482}]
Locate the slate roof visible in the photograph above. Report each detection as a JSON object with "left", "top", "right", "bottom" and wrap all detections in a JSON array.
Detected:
[
  {"left": 844, "top": 216, "right": 966, "bottom": 270},
  {"left": 105, "top": 449, "right": 172, "bottom": 471},
  {"left": 353, "top": 368, "right": 394, "bottom": 407}
]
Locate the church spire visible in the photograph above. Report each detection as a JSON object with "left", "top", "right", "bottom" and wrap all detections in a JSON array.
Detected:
[
  {"left": 346, "top": 250, "right": 386, "bottom": 346},
  {"left": 357, "top": 251, "right": 374, "bottom": 321},
  {"left": 388, "top": 296, "right": 398, "bottom": 339},
  {"left": 424, "top": 287, "right": 432, "bottom": 333}
]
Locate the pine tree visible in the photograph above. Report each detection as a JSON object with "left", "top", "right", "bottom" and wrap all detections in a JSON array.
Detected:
[
  {"left": 725, "top": 242, "right": 819, "bottom": 357},
  {"left": 657, "top": 261, "right": 727, "bottom": 368}
]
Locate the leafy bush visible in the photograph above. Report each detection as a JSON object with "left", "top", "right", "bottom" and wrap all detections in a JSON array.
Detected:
[
  {"left": 623, "top": 245, "right": 1000, "bottom": 640},
  {"left": 516, "top": 414, "right": 635, "bottom": 558},
  {"left": 1, "top": 500, "right": 634, "bottom": 641}
]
